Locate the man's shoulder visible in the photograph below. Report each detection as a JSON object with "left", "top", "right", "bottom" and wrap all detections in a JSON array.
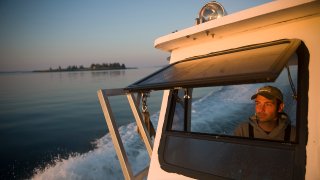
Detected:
[
  {"left": 237, "top": 121, "right": 250, "bottom": 128},
  {"left": 234, "top": 120, "right": 250, "bottom": 136}
]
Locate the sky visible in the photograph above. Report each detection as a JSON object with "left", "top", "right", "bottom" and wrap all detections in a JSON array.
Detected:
[{"left": 0, "top": 0, "right": 272, "bottom": 72}]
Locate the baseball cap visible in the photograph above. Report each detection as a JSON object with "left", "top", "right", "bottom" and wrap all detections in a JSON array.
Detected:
[{"left": 251, "top": 86, "right": 283, "bottom": 102}]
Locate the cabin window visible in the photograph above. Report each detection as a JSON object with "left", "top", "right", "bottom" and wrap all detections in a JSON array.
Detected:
[
  {"left": 168, "top": 63, "right": 298, "bottom": 140},
  {"left": 125, "top": 39, "right": 301, "bottom": 91},
  {"left": 125, "top": 39, "right": 308, "bottom": 179}
]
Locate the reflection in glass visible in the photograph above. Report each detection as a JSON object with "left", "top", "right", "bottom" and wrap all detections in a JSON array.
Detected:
[{"left": 168, "top": 64, "right": 297, "bottom": 137}]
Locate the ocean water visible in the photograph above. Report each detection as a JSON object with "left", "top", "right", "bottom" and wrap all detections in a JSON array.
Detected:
[
  {"left": 0, "top": 65, "right": 297, "bottom": 180},
  {"left": 0, "top": 67, "right": 163, "bottom": 179}
]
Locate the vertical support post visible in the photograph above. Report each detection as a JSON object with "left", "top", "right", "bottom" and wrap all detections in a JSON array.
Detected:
[
  {"left": 97, "top": 89, "right": 134, "bottom": 180},
  {"left": 127, "top": 93, "right": 153, "bottom": 157}
]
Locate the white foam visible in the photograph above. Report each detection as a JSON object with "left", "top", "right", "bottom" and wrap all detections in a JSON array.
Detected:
[{"left": 32, "top": 113, "right": 161, "bottom": 180}]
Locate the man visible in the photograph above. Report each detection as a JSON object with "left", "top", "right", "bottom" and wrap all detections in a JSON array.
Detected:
[{"left": 234, "top": 85, "right": 296, "bottom": 142}]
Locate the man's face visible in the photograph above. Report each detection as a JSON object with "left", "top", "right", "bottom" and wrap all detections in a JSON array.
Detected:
[{"left": 255, "top": 95, "right": 283, "bottom": 122}]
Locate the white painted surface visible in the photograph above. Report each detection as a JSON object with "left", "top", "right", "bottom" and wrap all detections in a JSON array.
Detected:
[{"left": 148, "top": 0, "right": 320, "bottom": 179}]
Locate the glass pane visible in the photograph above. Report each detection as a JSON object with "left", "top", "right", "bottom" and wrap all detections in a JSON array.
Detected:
[
  {"left": 189, "top": 63, "right": 297, "bottom": 140},
  {"left": 171, "top": 89, "right": 186, "bottom": 131},
  {"left": 126, "top": 39, "right": 300, "bottom": 91}
]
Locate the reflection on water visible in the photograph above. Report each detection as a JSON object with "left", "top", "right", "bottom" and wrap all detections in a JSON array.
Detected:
[
  {"left": 0, "top": 67, "right": 161, "bottom": 179},
  {"left": 66, "top": 71, "right": 86, "bottom": 78},
  {"left": 90, "top": 70, "right": 125, "bottom": 78},
  {"left": 41, "top": 70, "right": 127, "bottom": 82}
]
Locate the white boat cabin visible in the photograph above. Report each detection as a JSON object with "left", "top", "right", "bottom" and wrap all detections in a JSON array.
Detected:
[{"left": 98, "top": 0, "right": 320, "bottom": 179}]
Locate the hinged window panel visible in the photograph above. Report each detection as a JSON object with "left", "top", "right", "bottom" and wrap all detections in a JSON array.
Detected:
[{"left": 125, "top": 39, "right": 300, "bottom": 92}]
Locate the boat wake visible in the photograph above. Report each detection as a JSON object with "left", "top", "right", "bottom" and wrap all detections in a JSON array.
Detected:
[{"left": 32, "top": 113, "right": 159, "bottom": 180}]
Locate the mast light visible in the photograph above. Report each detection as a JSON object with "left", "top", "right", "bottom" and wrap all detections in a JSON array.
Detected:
[{"left": 196, "top": 1, "right": 227, "bottom": 25}]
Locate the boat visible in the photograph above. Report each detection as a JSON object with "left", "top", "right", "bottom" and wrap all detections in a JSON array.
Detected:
[{"left": 97, "top": 0, "right": 320, "bottom": 179}]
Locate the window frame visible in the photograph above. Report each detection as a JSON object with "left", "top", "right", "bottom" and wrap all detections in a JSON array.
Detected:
[
  {"left": 157, "top": 41, "right": 309, "bottom": 179},
  {"left": 125, "top": 39, "right": 301, "bottom": 92}
]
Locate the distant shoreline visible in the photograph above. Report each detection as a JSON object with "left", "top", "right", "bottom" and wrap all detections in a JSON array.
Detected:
[
  {"left": 32, "top": 67, "right": 137, "bottom": 73},
  {"left": 0, "top": 66, "right": 167, "bottom": 74},
  {"left": 31, "top": 62, "right": 133, "bottom": 73}
]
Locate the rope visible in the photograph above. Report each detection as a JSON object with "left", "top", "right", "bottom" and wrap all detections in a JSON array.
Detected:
[
  {"left": 141, "top": 111, "right": 156, "bottom": 138},
  {"left": 137, "top": 93, "right": 156, "bottom": 138}
]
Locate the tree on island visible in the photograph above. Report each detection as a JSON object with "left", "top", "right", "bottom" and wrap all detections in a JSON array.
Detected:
[
  {"left": 90, "top": 62, "right": 126, "bottom": 70},
  {"left": 34, "top": 62, "right": 126, "bottom": 72},
  {"left": 34, "top": 62, "right": 127, "bottom": 72}
]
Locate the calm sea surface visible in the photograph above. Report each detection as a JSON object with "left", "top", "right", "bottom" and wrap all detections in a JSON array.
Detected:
[{"left": 0, "top": 67, "right": 163, "bottom": 179}]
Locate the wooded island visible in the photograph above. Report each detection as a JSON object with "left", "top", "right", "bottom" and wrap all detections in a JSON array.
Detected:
[{"left": 33, "top": 62, "right": 128, "bottom": 72}]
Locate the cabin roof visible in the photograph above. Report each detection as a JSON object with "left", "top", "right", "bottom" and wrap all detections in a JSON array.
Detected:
[{"left": 154, "top": 0, "right": 319, "bottom": 52}]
